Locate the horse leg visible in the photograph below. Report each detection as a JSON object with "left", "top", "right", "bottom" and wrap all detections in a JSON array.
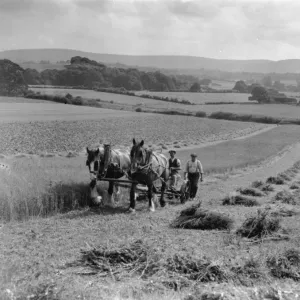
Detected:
[
  {"left": 160, "top": 179, "right": 167, "bottom": 207},
  {"left": 129, "top": 183, "right": 137, "bottom": 213},
  {"left": 90, "top": 179, "right": 102, "bottom": 205},
  {"left": 114, "top": 184, "right": 120, "bottom": 202},
  {"left": 148, "top": 184, "right": 155, "bottom": 212},
  {"left": 107, "top": 181, "right": 115, "bottom": 207}
]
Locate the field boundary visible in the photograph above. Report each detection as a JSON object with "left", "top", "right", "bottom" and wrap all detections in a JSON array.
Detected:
[{"left": 19, "top": 89, "right": 300, "bottom": 126}]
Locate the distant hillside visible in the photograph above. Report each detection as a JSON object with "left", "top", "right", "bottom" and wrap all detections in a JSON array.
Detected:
[{"left": 2, "top": 48, "right": 300, "bottom": 73}]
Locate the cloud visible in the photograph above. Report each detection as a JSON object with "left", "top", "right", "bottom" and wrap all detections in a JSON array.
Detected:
[
  {"left": 73, "top": 0, "right": 110, "bottom": 12},
  {"left": 0, "top": 0, "right": 67, "bottom": 15},
  {"left": 167, "top": 0, "right": 220, "bottom": 19},
  {"left": 1, "top": 0, "right": 300, "bottom": 60}
]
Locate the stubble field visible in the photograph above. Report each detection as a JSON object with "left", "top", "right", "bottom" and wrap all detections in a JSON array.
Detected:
[
  {"left": 0, "top": 100, "right": 269, "bottom": 155},
  {"left": 1, "top": 97, "right": 300, "bottom": 300}
]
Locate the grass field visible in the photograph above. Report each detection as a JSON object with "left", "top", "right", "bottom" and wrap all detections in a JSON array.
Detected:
[
  {"left": 31, "top": 87, "right": 250, "bottom": 105},
  {"left": 29, "top": 88, "right": 300, "bottom": 122},
  {"left": 134, "top": 90, "right": 250, "bottom": 104},
  {"left": 0, "top": 100, "right": 134, "bottom": 123},
  {"left": 1, "top": 126, "right": 300, "bottom": 299},
  {"left": 198, "top": 103, "right": 300, "bottom": 119},
  {"left": 2, "top": 95, "right": 300, "bottom": 299},
  {"left": 30, "top": 87, "right": 186, "bottom": 108},
  {"left": 0, "top": 100, "right": 268, "bottom": 154},
  {"left": 1, "top": 125, "right": 299, "bottom": 221}
]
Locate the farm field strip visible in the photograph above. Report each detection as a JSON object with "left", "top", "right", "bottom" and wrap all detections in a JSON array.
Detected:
[
  {"left": 134, "top": 90, "right": 250, "bottom": 103},
  {"left": 163, "top": 125, "right": 300, "bottom": 175},
  {"left": 30, "top": 87, "right": 182, "bottom": 107},
  {"left": 30, "top": 87, "right": 251, "bottom": 104},
  {"left": 198, "top": 103, "right": 300, "bottom": 119},
  {"left": 0, "top": 96, "right": 56, "bottom": 104},
  {"left": 0, "top": 102, "right": 137, "bottom": 123},
  {"left": 1, "top": 125, "right": 299, "bottom": 218},
  {"left": 27, "top": 88, "right": 300, "bottom": 121},
  {"left": 0, "top": 104, "right": 268, "bottom": 154}
]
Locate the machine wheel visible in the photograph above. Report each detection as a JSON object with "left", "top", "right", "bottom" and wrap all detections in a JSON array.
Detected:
[{"left": 180, "top": 181, "right": 190, "bottom": 204}]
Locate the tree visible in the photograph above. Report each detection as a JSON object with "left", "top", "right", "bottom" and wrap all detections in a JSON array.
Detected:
[
  {"left": 251, "top": 86, "right": 270, "bottom": 103},
  {"left": 262, "top": 76, "right": 272, "bottom": 87},
  {"left": 273, "top": 80, "right": 285, "bottom": 91},
  {"left": 233, "top": 80, "right": 248, "bottom": 93},
  {"left": 199, "top": 78, "right": 211, "bottom": 85},
  {"left": 189, "top": 82, "right": 201, "bottom": 92}
]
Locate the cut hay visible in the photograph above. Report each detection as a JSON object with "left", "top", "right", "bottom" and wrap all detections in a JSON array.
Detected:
[
  {"left": 263, "top": 204, "right": 300, "bottom": 217},
  {"left": 164, "top": 254, "right": 228, "bottom": 284},
  {"left": 277, "top": 173, "right": 293, "bottom": 182},
  {"left": 231, "top": 257, "right": 265, "bottom": 285},
  {"left": 260, "top": 184, "right": 275, "bottom": 193},
  {"left": 237, "top": 187, "right": 265, "bottom": 197},
  {"left": 77, "top": 240, "right": 233, "bottom": 289},
  {"left": 267, "top": 249, "right": 300, "bottom": 281},
  {"left": 290, "top": 182, "right": 300, "bottom": 190},
  {"left": 252, "top": 180, "right": 274, "bottom": 193},
  {"left": 272, "top": 190, "right": 297, "bottom": 205},
  {"left": 236, "top": 209, "right": 281, "bottom": 239},
  {"left": 79, "top": 240, "right": 161, "bottom": 280},
  {"left": 172, "top": 203, "right": 233, "bottom": 230},
  {"left": 266, "top": 176, "right": 285, "bottom": 185},
  {"left": 222, "top": 192, "right": 259, "bottom": 207},
  {"left": 251, "top": 180, "right": 264, "bottom": 188}
]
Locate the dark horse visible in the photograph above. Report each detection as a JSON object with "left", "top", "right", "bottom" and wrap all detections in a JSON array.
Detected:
[
  {"left": 86, "top": 145, "right": 131, "bottom": 207},
  {"left": 129, "top": 138, "right": 169, "bottom": 213}
]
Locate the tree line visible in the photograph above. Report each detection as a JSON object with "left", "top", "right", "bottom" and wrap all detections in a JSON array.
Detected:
[{"left": 23, "top": 56, "right": 199, "bottom": 92}]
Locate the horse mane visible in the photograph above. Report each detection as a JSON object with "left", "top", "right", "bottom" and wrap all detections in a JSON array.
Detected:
[{"left": 145, "top": 148, "right": 153, "bottom": 164}]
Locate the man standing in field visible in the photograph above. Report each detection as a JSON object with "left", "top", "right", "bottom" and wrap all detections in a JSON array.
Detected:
[
  {"left": 184, "top": 153, "right": 203, "bottom": 199},
  {"left": 168, "top": 150, "right": 181, "bottom": 190}
]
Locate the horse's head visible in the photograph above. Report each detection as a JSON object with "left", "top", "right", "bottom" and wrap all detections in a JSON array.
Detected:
[
  {"left": 99, "top": 144, "right": 111, "bottom": 178},
  {"left": 86, "top": 147, "right": 101, "bottom": 180},
  {"left": 130, "top": 138, "right": 148, "bottom": 173}
]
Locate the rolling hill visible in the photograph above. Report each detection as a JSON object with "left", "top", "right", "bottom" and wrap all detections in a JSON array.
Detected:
[{"left": 2, "top": 48, "right": 300, "bottom": 74}]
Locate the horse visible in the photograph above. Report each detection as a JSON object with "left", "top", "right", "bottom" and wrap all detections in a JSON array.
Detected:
[
  {"left": 129, "top": 138, "right": 169, "bottom": 213},
  {"left": 86, "top": 145, "right": 131, "bottom": 207}
]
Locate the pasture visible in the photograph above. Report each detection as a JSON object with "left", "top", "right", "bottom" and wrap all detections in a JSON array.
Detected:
[
  {"left": 30, "top": 87, "right": 250, "bottom": 105},
  {"left": 28, "top": 88, "right": 300, "bottom": 123},
  {"left": 199, "top": 103, "right": 300, "bottom": 120},
  {"left": 1, "top": 97, "right": 300, "bottom": 299},
  {"left": 30, "top": 87, "right": 187, "bottom": 108},
  {"left": 134, "top": 90, "right": 250, "bottom": 104}
]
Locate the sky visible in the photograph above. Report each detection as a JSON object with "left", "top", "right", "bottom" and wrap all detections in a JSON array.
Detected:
[{"left": 0, "top": 0, "right": 300, "bottom": 60}]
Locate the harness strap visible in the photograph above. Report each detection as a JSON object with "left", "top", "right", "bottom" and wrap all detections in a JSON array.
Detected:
[{"left": 137, "top": 150, "right": 167, "bottom": 184}]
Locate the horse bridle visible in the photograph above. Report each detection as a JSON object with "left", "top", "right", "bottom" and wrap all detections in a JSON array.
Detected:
[{"left": 86, "top": 152, "right": 101, "bottom": 179}]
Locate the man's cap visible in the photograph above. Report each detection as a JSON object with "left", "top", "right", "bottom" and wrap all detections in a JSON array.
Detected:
[
  {"left": 169, "top": 150, "right": 176, "bottom": 154},
  {"left": 190, "top": 153, "right": 197, "bottom": 157}
]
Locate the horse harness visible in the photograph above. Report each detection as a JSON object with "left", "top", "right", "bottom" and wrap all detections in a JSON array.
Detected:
[
  {"left": 102, "top": 148, "right": 125, "bottom": 178},
  {"left": 136, "top": 149, "right": 167, "bottom": 183}
]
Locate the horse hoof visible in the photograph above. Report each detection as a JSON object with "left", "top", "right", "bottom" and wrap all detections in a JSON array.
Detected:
[
  {"left": 149, "top": 207, "right": 155, "bottom": 212},
  {"left": 127, "top": 208, "right": 136, "bottom": 213}
]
